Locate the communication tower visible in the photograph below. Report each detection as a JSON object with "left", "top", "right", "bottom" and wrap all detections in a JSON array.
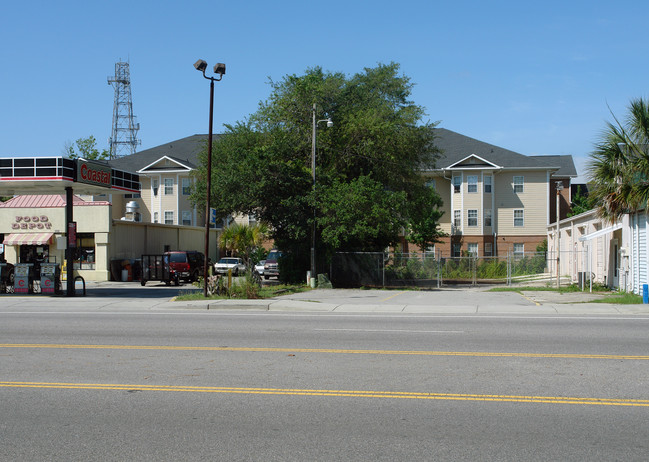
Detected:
[{"left": 107, "top": 61, "right": 141, "bottom": 158}]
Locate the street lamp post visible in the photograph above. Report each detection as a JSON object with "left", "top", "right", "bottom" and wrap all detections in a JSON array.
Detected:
[
  {"left": 311, "top": 103, "right": 333, "bottom": 285},
  {"left": 556, "top": 180, "right": 564, "bottom": 288},
  {"left": 194, "top": 59, "right": 225, "bottom": 297}
]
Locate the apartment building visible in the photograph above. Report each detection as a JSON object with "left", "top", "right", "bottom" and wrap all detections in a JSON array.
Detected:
[{"left": 423, "top": 128, "right": 576, "bottom": 258}]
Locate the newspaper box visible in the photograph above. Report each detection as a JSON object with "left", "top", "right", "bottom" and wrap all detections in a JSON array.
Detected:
[
  {"left": 14, "top": 263, "right": 34, "bottom": 294},
  {"left": 40, "top": 263, "right": 61, "bottom": 294}
]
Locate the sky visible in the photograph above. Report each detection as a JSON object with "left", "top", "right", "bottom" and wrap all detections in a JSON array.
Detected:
[{"left": 2, "top": 0, "right": 648, "bottom": 182}]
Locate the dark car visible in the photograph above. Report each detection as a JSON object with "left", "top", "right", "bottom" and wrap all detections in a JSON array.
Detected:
[
  {"left": 163, "top": 250, "right": 204, "bottom": 282},
  {"left": 263, "top": 250, "right": 283, "bottom": 280},
  {"left": 0, "top": 262, "right": 14, "bottom": 293}
]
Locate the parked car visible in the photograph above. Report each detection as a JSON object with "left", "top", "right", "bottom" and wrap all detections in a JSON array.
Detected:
[
  {"left": 163, "top": 250, "right": 204, "bottom": 282},
  {"left": 214, "top": 257, "right": 246, "bottom": 276},
  {"left": 254, "top": 260, "right": 266, "bottom": 276},
  {"left": 263, "top": 250, "right": 283, "bottom": 280},
  {"left": 0, "top": 262, "right": 14, "bottom": 293}
]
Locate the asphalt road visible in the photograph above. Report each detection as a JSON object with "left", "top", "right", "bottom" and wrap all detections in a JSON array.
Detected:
[{"left": 2, "top": 303, "right": 649, "bottom": 461}]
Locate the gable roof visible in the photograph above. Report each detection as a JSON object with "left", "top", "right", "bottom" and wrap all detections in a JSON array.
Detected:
[
  {"left": 108, "top": 134, "right": 210, "bottom": 172},
  {"left": 431, "top": 128, "right": 568, "bottom": 173}
]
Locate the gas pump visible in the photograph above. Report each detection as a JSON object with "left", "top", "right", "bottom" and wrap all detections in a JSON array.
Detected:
[
  {"left": 14, "top": 263, "right": 34, "bottom": 294},
  {"left": 40, "top": 263, "right": 61, "bottom": 294}
]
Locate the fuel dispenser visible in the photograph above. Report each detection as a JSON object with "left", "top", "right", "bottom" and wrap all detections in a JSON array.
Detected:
[
  {"left": 40, "top": 263, "right": 61, "bottom": 294},
  {"left": 14, "top": 263, "right": 34, "bottom": 294}
]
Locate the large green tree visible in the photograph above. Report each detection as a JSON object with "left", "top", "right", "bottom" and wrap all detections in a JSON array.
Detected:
[
  {"left": 193, "top": 63, "right": 444, "bottom": 278},
  {"left": 587, "top": 98, "right": 649, "bottom": 221},
  {"left": 63, "top": 136, "right": 109, "bottom": 160}
]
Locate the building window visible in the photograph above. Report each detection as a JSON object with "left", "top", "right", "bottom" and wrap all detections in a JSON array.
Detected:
[
  {"left": 454, "top": 210, "right": 461, "bottom": 228},
  {"left": 485, "top": 209, "right": 492, "bottom": 227},
  {"left": 425, "top": 179, "right": 436, "bottom": 189},
  {"left": 75, "top": 233, "right": 95, "bottom": 270},
  {"left": 514, "top": 209, "right": 524, "bottom": 227},
  {"left": 453, "top": 176, "right": 461, "bottom": 193},
  {"left": 485, "top": 242, "right": 493, "bottom": 256},
  {"left": 468, "top": 243, "right": 478, "bottom": 256},
  {"left": 467, "top": 175, "right": 478, "bottom": 193},
  {"left": 513, "top": 243, "right": 525, "bottom": 258},
  {"left": 164, "top": 178, "right": 173, "bottom": 195},
  {"left": 468, "top": 209, "right": 478, "bottom": 227},
  {"left": 164, "top": 211, "right": 174, "bottom": 225},
  {"left": 513, "top": 176, "right": 524, "bottom": 193},
  {"left": 153, "top": 212, "right": 159, "bottom": 223},
  {"left": 124, "top": 193, "right": 141, "bottom": 199},
  {"left": 452, "top": 243, "right": 462, "bottom": 257},
  {"left": 484, "top": 175, "right": 492, "bottom": 193},
  {"left": 182, "top": 211, "right": 192, "bottom": 226},
  {"left": 152, "top": 179, "right": 159, "bottom": 197},
  {"left": 182, "top": 178, "right": 191, "bottom": 196}
]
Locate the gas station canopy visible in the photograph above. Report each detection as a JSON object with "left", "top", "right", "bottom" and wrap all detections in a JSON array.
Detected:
[{"left": 0, "top": 157, "right": 140, "bottom": 195}]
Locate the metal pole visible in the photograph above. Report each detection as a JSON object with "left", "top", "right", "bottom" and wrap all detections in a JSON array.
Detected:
[
  {"left": 65, "top": 186, "right": 74, "bottom": 297},
  {"left": 556, "top": 186, "right": 561, "bottom": 288},
  {"left": 203, "top": 78, "right": 214, "bottom": 297},
  {"left": 311, "top": 103, "right": 317, "bottom": 282}
]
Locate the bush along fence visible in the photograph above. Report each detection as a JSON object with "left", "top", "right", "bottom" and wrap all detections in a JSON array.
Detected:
[{"left": 329, "top": 251, "right": 553, "bottom": 288}]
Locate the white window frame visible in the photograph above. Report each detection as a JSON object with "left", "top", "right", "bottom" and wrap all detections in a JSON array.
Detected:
[
  {"left": 514, "top": 209, "right": 524, "bottom": 227},
  {"left": 454, "top": 210, "right": 461, "bottom": 228},
  {"left": 467, "top": 175, "right": 478, "bottom": 193},
  {"left": 452, "top": 243, "right": 462, "bottom": 258},
  {"left": 153, "top": 212, "right": 159, "bottom": 223},
  {"left": 181, "top": 178, "right": 191, "bottom": 196},
  {"left": 453, "top": 176, "right": 461, "bottom": 193},
  {"left": 513, "top": 243, "right": 525, "bottom": 258},
  {"left": 484, "top": 209, "right": 492, "bottom": 227},
  {"left": 181, "top": 211, "right": 192, "bottom": 226},
  {"left": 485, "top": 242, "right": 493, "bottom": 256},
  {"left": 468, "top": 243, "right": 478, "bottom": 256},
  {"left": 484, "top": 175, "right": 492, "bottom": 193},
  {"left": 513, "top": 176, "right": 524, "bottom": 193},
  {"left": 468, "top": 209, "right": 478, "bottom": 227},
  {"left": 152, "top": 178, "right": 159, "bottom": 197},
  {"left": 164, "top": 178, "right": 174, "bottom": 195},
  {"left": 164, "top": 210, "right": 174, "bottom": 225}
]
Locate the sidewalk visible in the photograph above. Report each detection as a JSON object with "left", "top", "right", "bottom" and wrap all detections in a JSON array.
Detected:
[{"left": 2, "top": 281, "right": 648, "bottom": 315}]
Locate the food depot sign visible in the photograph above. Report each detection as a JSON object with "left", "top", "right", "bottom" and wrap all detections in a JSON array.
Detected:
[{"left": 77, "top": 160, "right": 112, "bottom": 188}]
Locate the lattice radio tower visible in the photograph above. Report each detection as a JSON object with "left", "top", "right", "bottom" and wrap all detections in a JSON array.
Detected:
[{"left": 107, "top": 61, "right": 141, "bottom": 159}]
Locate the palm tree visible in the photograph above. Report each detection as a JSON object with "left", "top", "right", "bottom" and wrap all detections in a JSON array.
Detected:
[
  {"left": 219, "top": 222, "right": 269, "bottom": 267},
  {"left": 588, "top": 98, "right": 649, "bottom": 222}
]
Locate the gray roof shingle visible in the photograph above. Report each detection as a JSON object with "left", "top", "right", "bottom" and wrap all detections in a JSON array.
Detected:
[
  {"left": 108, "top": 134, "right": 209, "bottom": 172},
  {"left": 432, "top": 128, "right": 573, "bottom": 176}
]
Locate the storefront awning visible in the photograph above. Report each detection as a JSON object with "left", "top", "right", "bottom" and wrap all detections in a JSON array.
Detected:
[{"left": 3, "top": 232, "right": 54, "bottom": 246}]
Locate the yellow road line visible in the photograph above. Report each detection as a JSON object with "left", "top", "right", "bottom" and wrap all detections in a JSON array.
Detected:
[
  {"left": 1, "top": 343, "right": 648, "bottom": 360},
  {"left": 380, "top": 291, "right": 407, "bottom": 302},
  {"left": 1, "top": 381, "right": 647, "bottom": 407}
]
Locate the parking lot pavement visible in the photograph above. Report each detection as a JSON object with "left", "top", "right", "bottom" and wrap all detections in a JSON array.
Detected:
[{"left": 2, "top": 281, "right": 648, "bottom": 315}]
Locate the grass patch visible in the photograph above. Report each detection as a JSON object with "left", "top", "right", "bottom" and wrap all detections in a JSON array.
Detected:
[
  {"left": 592, "top": 293, "right": 644, "bottom": 304},
  {"left": 489, "top": 283, "right": 610, "bottom": 294},
  {"left": 175, "top": 281, "right": 310, "bottom": 301}
]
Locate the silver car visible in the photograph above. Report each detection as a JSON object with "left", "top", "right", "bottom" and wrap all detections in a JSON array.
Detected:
[{"left": 214, "top": 257, "right": 246, "bottom": 276}]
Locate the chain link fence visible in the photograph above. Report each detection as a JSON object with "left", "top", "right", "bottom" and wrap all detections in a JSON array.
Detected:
[{"left": 330, "top": 251, "right": 555, "bottom": 288}]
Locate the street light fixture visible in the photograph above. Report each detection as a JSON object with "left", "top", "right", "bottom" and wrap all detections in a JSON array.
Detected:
[
  {"left": 194, "top": 59, "right": 226, "bottom": 297},
  {"left": 311, "top": 103, "right": 333, "bottom": 286}
]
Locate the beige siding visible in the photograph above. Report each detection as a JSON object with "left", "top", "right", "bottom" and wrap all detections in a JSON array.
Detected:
[{"left": 495, "top": 171, "right": 547, "bottom": 235}]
